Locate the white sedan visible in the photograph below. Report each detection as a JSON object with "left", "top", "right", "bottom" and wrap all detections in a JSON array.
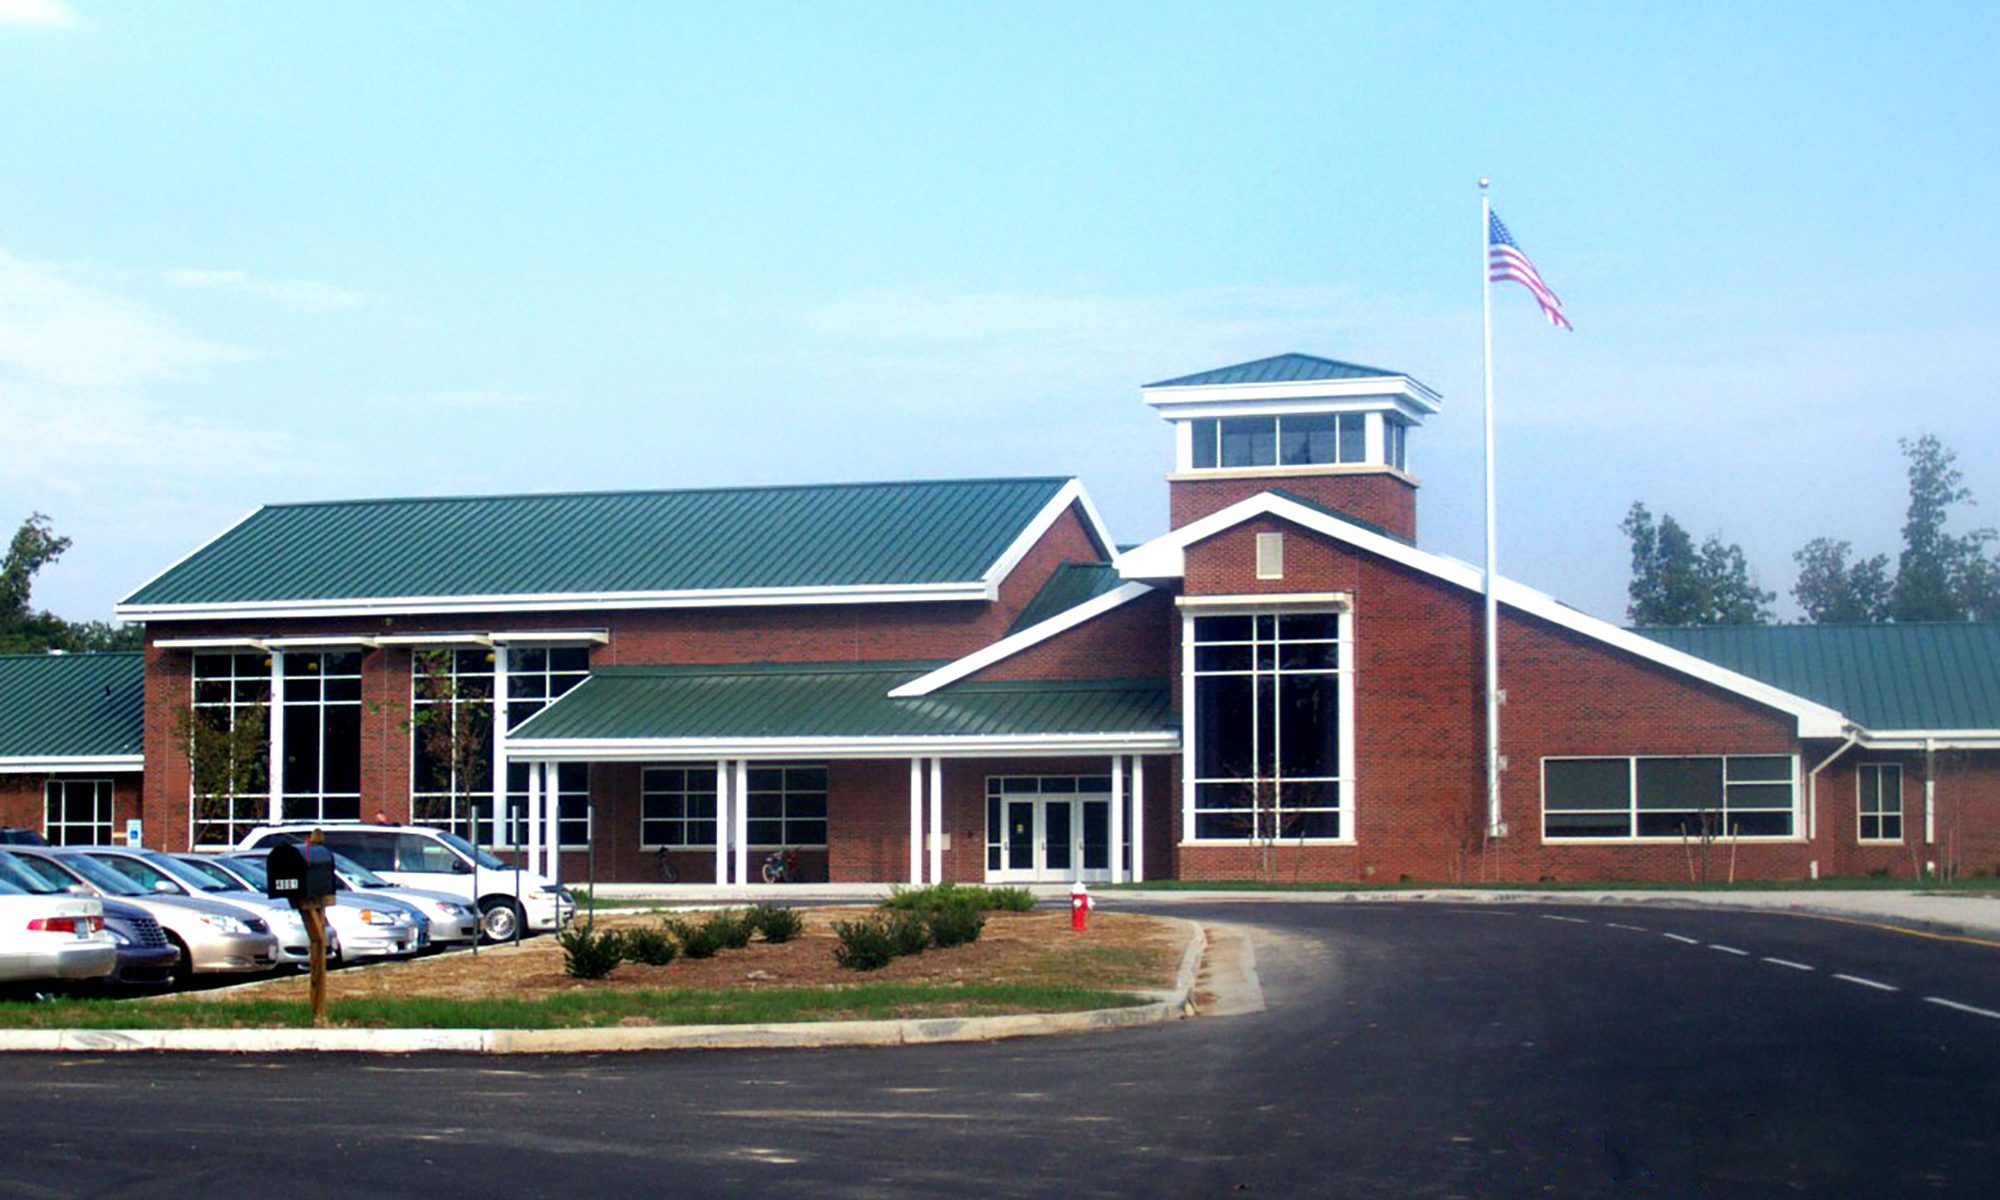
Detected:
[{"left": 0, "top": 881, "right": 118, "bottom": 990}]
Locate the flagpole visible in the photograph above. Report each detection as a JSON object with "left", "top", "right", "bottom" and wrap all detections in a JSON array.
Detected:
[{"left": 1479, "top": 178, "right": 1504, "bottom": 841}]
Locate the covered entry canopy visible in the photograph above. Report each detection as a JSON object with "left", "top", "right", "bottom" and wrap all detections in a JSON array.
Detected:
[{"left": 505, "top": 661, "right": 1177, "bottom": 887}]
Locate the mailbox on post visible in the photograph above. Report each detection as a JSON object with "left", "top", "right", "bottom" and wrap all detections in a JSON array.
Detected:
[{"left": 265, "top": 841, "right": 337, "bottom": 904}]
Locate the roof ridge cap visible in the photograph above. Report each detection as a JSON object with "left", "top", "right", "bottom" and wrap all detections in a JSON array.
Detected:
[{"left": 258, "top": 476, "right": 1078, "bottom": 512}]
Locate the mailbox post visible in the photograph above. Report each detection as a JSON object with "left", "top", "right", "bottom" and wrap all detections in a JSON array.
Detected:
[{"left": 267, "top": 832, "right": 338, "bottom": 1027}]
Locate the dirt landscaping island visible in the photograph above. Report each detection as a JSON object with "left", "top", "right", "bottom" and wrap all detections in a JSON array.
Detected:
[{"left": 0, "top": 908, "right": 1195, "bottom": 1031}]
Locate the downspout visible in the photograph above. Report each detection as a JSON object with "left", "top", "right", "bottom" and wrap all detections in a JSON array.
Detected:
[
  {"left": 1806, "top": 729, "right": 1860, "bottom": 871},
  {"left": 1924, "top": 736, "right": 1936, "bottom": 858}
]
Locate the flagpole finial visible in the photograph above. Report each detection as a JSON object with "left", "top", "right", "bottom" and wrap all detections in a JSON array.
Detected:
[{"left": 1478, "top": 177, "right": 1490, "bottom": 190}]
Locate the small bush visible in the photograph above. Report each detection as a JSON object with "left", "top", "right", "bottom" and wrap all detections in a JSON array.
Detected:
[
  {"left": 618, "top": 923, "right": 680, "bottom": 967},
  {"left": 884, "top": 882, "right": 1004, "bottom": 915},
  {"left": 707, "top": 909, "right": 754, "bottom": 950},
  {"left": 925, "top": 904, "right": 986, "bottom": 948},
  {"left": 832, "top": 916, "right": 901, "bottom": 971},
  {"left": 887, "top": 910, "right": 933, "bottom": 957},
  {"left": 747, "top": 904, "right": 804, "bottom": 944},
  {"left": 984, "top": 886, "right": 1035, "bottom": 913},
  {"left": 557, "top": 925, "right": 624, "bottom": 980},
  {"left": 667, "top": 917, "right": 724, "bottom": 959}
]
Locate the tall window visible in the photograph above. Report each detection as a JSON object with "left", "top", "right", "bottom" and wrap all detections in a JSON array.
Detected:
[
  {"left": 281, "top": 651, "right": 363, "bottom": 823},
  {"left": 640, "top": 766, "right": 719, "bottom": 848},
  {"left": 44, "top": 778, "right": 113, "bottom": 845},
  {"left": 746, "top": 765, "right": 828, "bottom": 848},
  {"left": 1541, "top": 755, "right": 1797, "bottom": 840},
  {"left": 504, "top": 646, "right": 592, "bottom": 848},
  {"left": 1190, "top": 414, "right": 1367, "bottom": 470},
  {"left": 409, "top": 648, "right": 495, "bottom": 842},
  {"left": 188, "top": 651, "right": 270, "bottom": 847},
  {"left": 1189, "top": 612, "right": 1347, "bottom": 841},
  {"left": 1858, "top": 763, "right": 1903, "bottom": 842}
]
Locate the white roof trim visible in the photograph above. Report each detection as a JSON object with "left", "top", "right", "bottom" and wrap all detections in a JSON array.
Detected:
[
  {"left": 1115, "top": 492, "right": 1850, "bottom": 739},
  {"left": 118, "top": 580, "right": 992, "bottom": 623},
  {"left": 0, "top": 754, "right": 143, "bottom": 773},
  {"left": 1852, "top": 729, "right": 2000, "bottom": 750},
  {"left": 260, "top": 636, "right": 380, "bottom": 650},
  {"left": 889, "top": 581, "right": 1157, "bottom": 698},
  {"left": 488, "top": 629, "right": 611, "bottom": 645},
  {"left": 976, "top": 479, "right": 1116, "bottom": 599},
  {"left": 372, "top": 633, "right": 495, "bottom": 647},
  {"left": 152, "top": 636, "right": 268, "bottom": 651},
  {"left": 506, "top": 731, "right": 1180, "bottom": 763},
  {"left": 1142, "top": 374, "right": 1444, "bottom": 414}
]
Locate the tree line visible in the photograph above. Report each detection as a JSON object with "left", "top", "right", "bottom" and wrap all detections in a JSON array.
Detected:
[
  {"left": 1624, "top": 435, "right": 2000, "bottom": 626},
  {"left": 1, "top": 513, "right": 143, "bottom": 653}
]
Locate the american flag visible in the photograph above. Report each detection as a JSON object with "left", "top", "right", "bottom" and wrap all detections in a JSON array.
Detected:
[{"left": 1488, "top": 211, "right": 1572, "bottom": 331}]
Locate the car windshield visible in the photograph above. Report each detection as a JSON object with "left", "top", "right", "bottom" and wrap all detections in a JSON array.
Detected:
[
  {"left": 0, "top": 851, "right": 61, "bottom": 895},
  {"left": 45, "top": 852, "right": 146, "bottom": 897},
  {"left": 434, "top": 830, "right": 508, "bottom": 871},
  {"left": 0, "top": 878, "right": 22, "bottom": 895},
  {"left": 129, "top": 851, "right": 233, "bottom": 894},
  {"left": 168, "top": 854, "right": 249, "bottom": 892},
  {"left": 223, "top": 856, "right": 270, "bottom": 890},
  {"left": 329, "top": 851, "right": 392, "bottom": 888}
]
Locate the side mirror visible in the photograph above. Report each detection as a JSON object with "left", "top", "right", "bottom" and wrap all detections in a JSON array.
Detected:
[
  {"left": 67, "top": 883, "right": 91, "bottom": 896},
  {"left": 153, "top": 879, "right": 178, "bottom": 894},
  {"left": 450, "top": 858, "right": 473, "bottom": 874}
]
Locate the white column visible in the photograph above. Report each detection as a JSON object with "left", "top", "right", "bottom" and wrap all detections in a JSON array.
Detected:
[
  {"left": 908, "top": 758, "right": 923, "bottom": 884},
  {"left": 713, "top": 759, "right": 729, "bottom": 885},
  {"left": 526, "top": 756, "right": 542, "bottom": 876},
  {"left": 1131, "top": 755, "right": 1146, "bottom": 884},
  {"left": 733, "top": 759, "right": 750, "bottom": 891},
  {"left": 1181, "top": 613, "right": 1197, "bottom": 843},
  {"left": 928, "top": 757, "right": 944, "bottom": 884},
  {"left": 543, "top": 761, "right": 561, "bottom": 883},
  {"left": 1924, "top": 739, "right": 1937, "bottom": 846},
  {"left": 266, "top": 649, "right": 285, "bottom": 825},
  {"left": 1110, "top": 755, "right": 1126, "bottom": 884},
  {"left": 491, "top": 645, "right": 511, "bottom": 849}
]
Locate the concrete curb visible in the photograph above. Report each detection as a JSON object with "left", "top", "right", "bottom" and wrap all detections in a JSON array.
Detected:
[
  {"left": 0, "top": 917, "right": 1208, "bottom": 1056},
  {"left": 1104, "top": 888, "right": 2000, "bottom": 943}
]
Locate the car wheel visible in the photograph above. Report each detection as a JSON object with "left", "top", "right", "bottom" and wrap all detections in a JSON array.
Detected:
[
  {"left": 479, "top": 898, "right": 524, "bottom": 943},
  {"left": 166, "top": 933, "right": 195, "bottom": 988}
]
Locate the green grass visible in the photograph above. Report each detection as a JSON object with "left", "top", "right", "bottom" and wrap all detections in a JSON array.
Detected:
[
  {"left": 1104, "top": 876, "right": 2000, "bottom": 893},
  {"left": 0, "top": 983, "right": 1148, "bottom": 1031}
]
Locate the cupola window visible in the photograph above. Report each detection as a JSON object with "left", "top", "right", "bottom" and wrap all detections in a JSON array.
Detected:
[{"left": 1190, "top": 413, "right": 1367, "bottom": 470}]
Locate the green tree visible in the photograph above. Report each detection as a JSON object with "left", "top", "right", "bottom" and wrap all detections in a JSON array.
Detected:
[
  {"left": 0, "top": 513, "right": 143, "bottom": 653},
  {"left": 1890, "top": 435, "right": 1980, "bottom": 621},
  {"left": 1622, "top": 502, "right": 1773, "bottom": 626},
  {"left": 1791, "top": 537, "right": 1893, "bottom": 623}
]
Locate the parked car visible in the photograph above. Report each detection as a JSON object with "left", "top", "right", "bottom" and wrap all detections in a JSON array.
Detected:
[
  {"left": 226, "top": 849, "right": 478, "bottom": 948},
  {"left": 72, "top": 846, "right": 315, "bottom": 967},
  {"left": 0, "top": 828, "right": 48, "bottom": 846},
  {"left": 0, "top": 851, "right": 178, "bottom": 989},
  {"left": 176, "top": 853, "right": 423, "bottom": 961},
  {"left": 238, "top": 824, "right": 574, "bottom": 942},
  {"left": 0, "top": 856, "right": 117, "bottom": 993},
  {"left": 7, "top": 847, "right": 280, "bottom": 986}
]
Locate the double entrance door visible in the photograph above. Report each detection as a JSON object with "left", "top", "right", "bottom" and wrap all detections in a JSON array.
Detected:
[{"left": 990, "top": 793, "right": 1112, "bottom": 883}]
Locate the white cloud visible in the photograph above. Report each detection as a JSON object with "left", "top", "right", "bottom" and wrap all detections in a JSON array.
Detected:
[
  {"left": 0, "top": 0, "right": 78, "bottom": 29},
  {"left": 0, "top": 249, "right": 244, "bottom": 388},
  {"left": 163, "top": 267, "right": 366, "bottom": 312}
]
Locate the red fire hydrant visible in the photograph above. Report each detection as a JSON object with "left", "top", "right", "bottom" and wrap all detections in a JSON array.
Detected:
[{"left": 1070, "top": 880, "right": 1094, "bottom": 932}]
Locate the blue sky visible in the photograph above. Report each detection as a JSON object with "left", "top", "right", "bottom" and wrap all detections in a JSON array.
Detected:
[{"left": 3, "top": 0, "right": 1996, "bottom": 624}]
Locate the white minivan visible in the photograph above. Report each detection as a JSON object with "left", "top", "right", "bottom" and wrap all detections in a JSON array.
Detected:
[{"left": 236, "top": 824, "right": 574, "bottom": 942}]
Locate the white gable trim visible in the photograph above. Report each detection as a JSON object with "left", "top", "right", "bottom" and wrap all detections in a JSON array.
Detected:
[
  {"left": 889, "top": 581, "right": 1157, "bottom": 698},
  {"left": 1115, "top": 492, "right": 1850, "bottom": 739},
  {"left": 0, "top": 754, "right": 143, "bottom": 773},
  {"left": 977, "top": 479, "right": 1116, "bottom": 598}
]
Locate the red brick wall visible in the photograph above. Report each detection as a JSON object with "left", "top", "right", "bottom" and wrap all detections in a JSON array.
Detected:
[
  {"left": 1170, "top": 471, "right": 1417, "bottom": 540},
  {"left": 971, "top": 589, "right": 1175, "bottom": 683},
  {"left": 0, "top": 772, "right": 143, "bottom": 843},
  {"left": 137, "top": 504, "right": 1106, "bottom": 853},
  {"left": 1173, "top": 515, "right": 1821, "bottom": 883}
]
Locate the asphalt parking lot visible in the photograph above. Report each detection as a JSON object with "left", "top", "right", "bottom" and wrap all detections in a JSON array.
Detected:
[{"left": 1, "top": 901, "right": 1994, "bottom": 1198}]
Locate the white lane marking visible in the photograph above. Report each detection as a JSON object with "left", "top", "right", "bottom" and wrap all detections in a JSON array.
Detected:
[
  {"left": 1606, "top": 922, "right": 1649, "bottom": 932},
  {"left": 1709, "top": 944, "right": 1749, "bottom": 956},
  {"left": 1539, "top": 915, "right": 1589, "bottom": 924},
  {"left": 1762, "top": 957, "right": 1814, "bottom": 971},
  {"left": 1663, "top": 933, "right": 1700, "bottom": 945},
  {"left": 1833, "top": 973, "right": 1900, "bottom": 993},
  {"left": 1924, "top": 997, "right": 2000, "bottom": 1021}
]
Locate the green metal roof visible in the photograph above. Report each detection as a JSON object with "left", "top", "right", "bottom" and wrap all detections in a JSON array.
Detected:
[
  {"left": 510, "top": 662, "right": 1173, "bottom": 742},
  {"left": 1147, "top": 353, "right": 1403, "bottom": 388},
  {"left": 1638, "top": 624, "right": 2000, "bottom": 732},
  {"left": 0, "top": 653, "right": 145, "bottom": 762},
  {"left": 123, "top": 477, "right": 1075, "bottom": 608},
  {"left": 1265, "top": 488, "right": 1415, "bottom": 548},
  {"left": 1008, "top": 562, "right": 1129, "bottom": 634}
]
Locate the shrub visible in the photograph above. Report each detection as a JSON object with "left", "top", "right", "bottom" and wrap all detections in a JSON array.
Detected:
[
  {"left": 707, "top": 909, "right": 754, "bottom": 950},
  {"left": 618, "top": 923, "right": 680, "bottom": 967},
  {"left": 886, "top": 910, "right": 932, "bottom": 957},
  {"left": 557, "top": 924, "right": 624, "bottom": 980},
  {"left": 832, "top": 916, "right": 901, "bottom": 971},
  {"left": 883, "top": 883, "right": 992, "bottom": 914},
  {"left": 984, "top": 886, "right": 1035, "bottom": 913},
  {"left": 667, "top": 917, "right": 724, "bottom": 959},
  {"left": 925, "top": 904, "right": 985, "bottom": 949},
  {"left": 747, "top": 904, "right": 804, "bottom": 944}
]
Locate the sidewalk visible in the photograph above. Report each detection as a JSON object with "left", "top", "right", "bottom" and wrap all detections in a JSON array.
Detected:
[{"left": 588, "top": 882, "right": 2000, "bottom": 943}]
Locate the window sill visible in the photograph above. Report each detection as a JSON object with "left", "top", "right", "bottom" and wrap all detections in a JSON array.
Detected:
[
  {"left": 1541, "top": 836, "right": 1805, "bottom": 846},
  {"left": 1178, "top": 838, "right": 1356, "bottom": 847}
]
